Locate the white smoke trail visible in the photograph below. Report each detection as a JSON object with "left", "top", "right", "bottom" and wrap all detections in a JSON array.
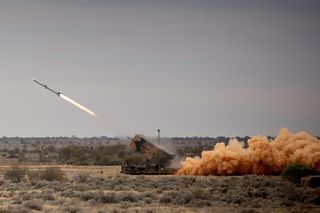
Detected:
[{"left": 60, "top": 94, "right": 96, "bottom": 117}]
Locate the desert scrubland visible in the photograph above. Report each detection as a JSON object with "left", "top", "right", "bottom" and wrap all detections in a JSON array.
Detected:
[
  {"left": 0, "top": 165, "right": 319, "bottom": 213},
  {"left": 0, "top": 129, "right": 319, "bottom": 212}
]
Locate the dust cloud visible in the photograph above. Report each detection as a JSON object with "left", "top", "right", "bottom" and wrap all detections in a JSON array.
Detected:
[{"left": 177, "top": 128, "right": 320, "bottom": 175}]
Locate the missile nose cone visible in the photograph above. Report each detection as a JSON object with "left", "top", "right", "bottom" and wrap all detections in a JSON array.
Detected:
[{"left": 31, "top": 77, "right": 36, "bottom": 81}]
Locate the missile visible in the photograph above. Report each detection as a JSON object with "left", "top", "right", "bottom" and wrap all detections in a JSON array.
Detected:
[
  {"left": 31, "top": 77, "right": 61, "bottom": 97},
  {"left": 31, "top": 77, "right": 96, "bottom": 117}
]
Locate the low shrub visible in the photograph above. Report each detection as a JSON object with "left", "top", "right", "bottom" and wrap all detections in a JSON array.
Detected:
[
  {"left": 193, "top": 189, "right": 204, "bottom": 200},
  {"left": 40, "top": 192, "right": 55, "bottom": 201},
  {"left": 27, "top": 170, "right": 41, "bottom": 183},
  {"left": 144, "top": 197, "right": 153, "bottom": 204},
  {"left": 5, "top": 205, "right": 29, "bottom": 213},
  {"left": 74, "top": 174, "right": 90, "bottom": 183},
  {"left": 120, "top": 201, "right": 133, "bottom": 209},
  {"left": 21, "top": 193, "right": 33, "bottom": 201},
  {"left": 187, "top": 199, "right": 211, "bottom": 207},
  {"left": 98, "top": 192, "right": 117, "bottom": 203},
  {"left": 40, "top": 167, "right": 67, "bottom": 182},
  {"left": 64, "top": 205, "right": 81, "bottom": 213},
  {"left": 79, "top": 192, "right": 96, "bottom": 201},
  {"left": 159, "top": 189, "right": 205, "bottom": 206},
  {"left": 159, "top": 191, "right": 177, "bottom": 203},
  {"left": 4, "top": 166, "right": 28, "bottom": 183},
  {"left": 281, "top": 163, "right": 312, "bottom": 183},
  {"left": 240, "top": 209, "right": 260, "bottom": 213},
  {"left": 11, "top": 199, "right": 22, "bottom": 205},
  {"left": 117, "top": 191, "right": 140, "bottom": 202},
  {"left": 24, "top": 200, "right": 43, "bottom": 211}
]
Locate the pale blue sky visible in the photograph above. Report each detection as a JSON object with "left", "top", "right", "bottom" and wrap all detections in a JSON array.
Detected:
[{"left": 0, "top": 0, "right": 319, "bottom": 137}]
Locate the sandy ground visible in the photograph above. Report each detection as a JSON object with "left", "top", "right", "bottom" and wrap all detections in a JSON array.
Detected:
[{"left": 0, "top": 165, "right": 319, "bottom": 213}]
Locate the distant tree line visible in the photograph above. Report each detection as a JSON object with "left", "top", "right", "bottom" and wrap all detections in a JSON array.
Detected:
[
  {"left": 57, "top": 144, "right": 128, "bottom": 165},
  {"left": 0, "top": 135, "right": 282, "bottom": 166}
]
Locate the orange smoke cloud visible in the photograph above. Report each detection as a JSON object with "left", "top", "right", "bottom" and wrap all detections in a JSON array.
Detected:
[{"left": 177, "top": 128, "right": 320, "bottom": 175}]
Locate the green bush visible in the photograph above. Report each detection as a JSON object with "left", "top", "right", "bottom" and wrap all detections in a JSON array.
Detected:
[
  {"left": 40, "top": 167, "right": 67, "bottom": 181},
  {"left": 4, "top": 166, "right": 28, "bottom": 183},
  {"left": 281, "top": 163, "right": 312, "bottom": 183}
]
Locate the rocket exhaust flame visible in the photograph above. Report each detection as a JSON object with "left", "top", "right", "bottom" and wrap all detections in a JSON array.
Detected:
[
  {"left": 32, "top": 77, "right": 96, "bottom": 117},
  {"left": 60, "top": 94, "right": 96, "bottom": 117},
  {"left": 177, "top": 128, "right": 320, "bottom": 176}
]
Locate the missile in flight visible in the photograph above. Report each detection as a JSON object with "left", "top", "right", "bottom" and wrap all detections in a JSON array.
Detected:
[
  {"left": 31, "top": 77, "right": 96, "bottom": 117},
  {"left": 31, "top": 77, "right": 61, "bottom": 97}
]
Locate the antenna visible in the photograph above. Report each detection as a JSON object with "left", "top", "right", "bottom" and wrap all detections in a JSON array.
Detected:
[{"left": 157, "top": 129, "right": 160, "bottom": 144}]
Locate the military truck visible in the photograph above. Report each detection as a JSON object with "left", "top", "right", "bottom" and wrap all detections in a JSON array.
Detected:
[{"left": 121, "top": 134, "right": 177, "bottom": 175}]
